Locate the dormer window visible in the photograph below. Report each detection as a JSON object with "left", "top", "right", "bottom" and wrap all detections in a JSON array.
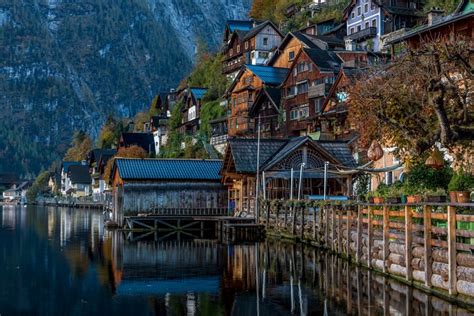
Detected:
[
  {"left": 237, "top": 45, "right": 240, "bottom": 53},
  {"left": 245, "top": 41, "right": 249, "bottom": 49},
  {"left": 263, "top": 37, "right": 268, "bottom": 46}
]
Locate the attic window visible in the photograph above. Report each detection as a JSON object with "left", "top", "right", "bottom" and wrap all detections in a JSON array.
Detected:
[
  {"left": 289, "top": 51, "right": 295, "bottom": 61},
  {"left": 237, "top": 45, "right": 240, "bottom": 53},
  {"left": 263, "top": 37, "right": 268, "bottom": 45},
  {"left": 245, "top": 41, "right": 249, "bottom": 49},
  {"left": 351, "top": 12, "right": 355, "bottom": 19}
]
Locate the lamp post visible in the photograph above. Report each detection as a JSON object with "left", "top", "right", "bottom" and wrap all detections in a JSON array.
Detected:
[
  {"left": 255, "top": 114, "right": 261, "bottom": 223},
  {"left": 298, "top": 163, "right": 305, "bottom": 201},
  {"left": 323, "top": 161, "right": 329, "bottom": 200}
]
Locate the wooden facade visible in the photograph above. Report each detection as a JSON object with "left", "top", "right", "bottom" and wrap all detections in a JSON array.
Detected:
[
  {"left": 248, "top": 88, "right": 284, "bottom": 138},
  {"left": 180, "top": 87, "right": 207, "bottom": 135},
  {"left": 280, "top": 48, "right": 340, "bottom": 137}
]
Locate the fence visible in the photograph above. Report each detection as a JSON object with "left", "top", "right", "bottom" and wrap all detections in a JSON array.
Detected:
[{"left": 260, "top": 200, "right": 474, "bottom": 301}]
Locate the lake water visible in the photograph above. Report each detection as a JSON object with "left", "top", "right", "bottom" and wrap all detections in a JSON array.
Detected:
[{"left": 0, "top": 205, "right": 472, "bottom": 315}]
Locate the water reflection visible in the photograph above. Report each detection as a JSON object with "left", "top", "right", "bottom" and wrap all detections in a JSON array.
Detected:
[{"left": 0, "top": 206, "right": 472, "bottom": 315}]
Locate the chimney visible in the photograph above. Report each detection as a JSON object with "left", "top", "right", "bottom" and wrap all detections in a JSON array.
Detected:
[{"left": 427, "top": 7, "right": 444, "bottom": 26}]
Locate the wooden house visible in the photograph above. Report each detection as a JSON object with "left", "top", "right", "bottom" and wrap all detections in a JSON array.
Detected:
[
  {"left": 87, "top": 149, "right": 116, "bottom": 201},
  {"left": 209, "top": 117, "right": 228, "bottom": 154},
  {"left": 280, "top": 48, "right": 342, "bottom": 136},
  {"left": 221, "top": 136, "right": 356, "bottom": 214},
  {"left": 386, "top": 6, "right": 473, "bottom": 51},
  {"left": 110, "top": 158, "right": 227, "bottom": 224},
  {"left": 150, "top": 115, "right": 169, "bottom": 155},
  {"left": 222, "top": 21, "right": 283, "bottom": 78},
  {"left": 67, "top": 165, "right": 92, "bottom": 198},
  {"left": 227, "top": 65, "right": 288, "bottom": 137},
  {"left": 248, "top": 87, "right": 284, "bottom": 138},
  {"left": 179, "top": 87, "right": 208, "bottom": 135},
  {"left": 268, "top": 31, "right": 345, "bottom": 69},
  {"left": 343, "top": 0, "right": 425, "bottom": 52},
  {"left": 119, "top": 133, "right": 155, "bottom": 155}
]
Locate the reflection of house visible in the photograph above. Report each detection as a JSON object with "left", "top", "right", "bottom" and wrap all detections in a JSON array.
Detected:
[
  {"left": 227, "top": 65, "right": 288, "bottom": 137},
  {"left": 119, "top": 133, "right": 155, "bottom": 155},
  {"left": 221, "top": 136, "right": 356, "bottom": 214},
  {"left": 343, "top": 0, "right": 424, "bottom": 52},
  {"left": 2, "top": 181, "right": 31, "bottom": 203},
  {"left": 111, "top": 159, "right": 227, "bottom": 224},
  {"left": 67, "top": 165, "right": 92, "bottom": 198}
]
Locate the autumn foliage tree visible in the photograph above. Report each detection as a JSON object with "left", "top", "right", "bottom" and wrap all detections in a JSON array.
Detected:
[
  {"left": 348, "top": 37, "right": 473, "bottom": 167},
  {"left": 64, "top": 131, "right": 93, "bottom": 161},
  {"left": 103, "top": 145, "right": 148, "bottom": 183}
]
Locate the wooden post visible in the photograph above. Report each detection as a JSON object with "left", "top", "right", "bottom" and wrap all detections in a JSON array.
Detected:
[
  {"left": 324, "top": 206, "right": 329, "bottom": 249},
  {"left": 367, "top": 205, "right": 373, "bottom": 268},
  {"left": 313, "top": 204, "right": 317, "bottom": 241},
  {"left": 423, "top": 205, "right": 432, "bottom": 288},
  {"left": 346, "top": 207, "right": 351, "bottom": 259},
  {"left": 331, "top": 206, "right": 336, "bottom": 253},
  {"left": 292, "top": 205, "right": 297, "bottom": 236},
  {"left": 275, "top": 203, "right": 280, "bottom": 232},
  {"left": 301, "top": 205, "right": 305, "bottom": 240},
  {"left": 405, "top": 205, "right": 413, "bottom": 282},
  {"left": 338, "top": 207, "right": 342, "bottom": 255},
  {"left": 447, "top": 205, "right": 457, "bottom": 295},
  {"left": 284, "top": 205, "right": 288, "bottom": 230},
  {"left": 318, "top": 204, "right": 324, "bottom": 244},
  {"left": 356, "top": 205, "right": 362, "bottom": 264},
  {"left": 382, "top": 205, "right": 389, "bottom": 273},
  {"left": 266, "top": 203, "right": 270, "bottom": 229}
]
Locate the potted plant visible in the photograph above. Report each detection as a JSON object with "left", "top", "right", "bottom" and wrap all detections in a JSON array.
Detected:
[
  {"left": 403, "top": 183, "right": 423, "bottom": 204},
  {"left": 372, "top": 183, "right": 388, "bottom": 204},
  {"left": 448, "top": 171, "right": 473, "bottom": 203},
  {"left": 385, "top": 182, "right": 403, "bottom": 204},
  {"left": 424, "top": 188, "right": 447, "bottom": 203}
]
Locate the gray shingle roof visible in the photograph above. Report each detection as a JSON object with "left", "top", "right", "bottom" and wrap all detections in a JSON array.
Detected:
[
  {"left": 303, "top": 48, "right": 341, "bottom": 72},
  {"left": 68, "top": 165, "right": 92, "bottom": 184},
  {"left": 228, "top": 139, "right": 287, "bottom": 173},
  {"left": 319, "top": 141, "right": 357, "bottom": 168},
  {"left": 115, "top": 159, "right": 223, "bottom": 181}
]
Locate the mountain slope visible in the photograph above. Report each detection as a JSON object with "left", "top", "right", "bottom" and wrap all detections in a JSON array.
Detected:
[{"left": 0, "top": 0, "right": 251, "bottom": 176}]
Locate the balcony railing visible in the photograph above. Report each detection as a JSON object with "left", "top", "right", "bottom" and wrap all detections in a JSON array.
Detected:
[
  {"left": 210, "top": 134, "right": 228, "bottom": 145},
  {"left": 346, "top": 27, "right": 377, "bottom": 42},
  {"left": 308, "top": 83, "right": 332, "bottom": 98}
]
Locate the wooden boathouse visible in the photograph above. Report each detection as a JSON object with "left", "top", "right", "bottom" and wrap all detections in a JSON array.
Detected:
[{"left": 110, "top": 158, "right": 228, "bottom": 225}]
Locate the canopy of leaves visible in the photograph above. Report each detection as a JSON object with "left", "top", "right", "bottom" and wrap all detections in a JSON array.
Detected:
[
  {"left": 103, "top": 145, "right": 148, "bottom": 183},
  {"left": 26, "top": 171, "right": 51, "bottom": 202},
  {"left": 97, "top": 115, "right": 126, "bottom": 149},
  {"left": 348, "top": 37, "right": 473, "bottom": 166},
  {"left": 64, "top": 131, "right": 93, "bottom": 162},
  {"left": 199, "top": 101, "right": 226, "bottom": 138},
  {"left": 423, "top": 0, "right": 459, "bottom": 14}
]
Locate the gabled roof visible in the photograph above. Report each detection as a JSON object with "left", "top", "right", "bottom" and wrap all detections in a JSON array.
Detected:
[
  {"left": 114, "top": 158, "right": 223, "bottom": 181},
  {"left": 68, "top": 165, "right": 92, "bottom": 184},
  {"left": 303, "top": 48, "right": 342, "bottom": 72},
  {"left": 245, "top": 65, "right": 289, "bottom": 85},
  {"left": 249, "top": 87, "right": 282, "bottom": 117},
  {"left": 224, "top": 137, "right": 356, "bottom": 174},
  {"left": 386, "top": 10, "right": 474, "bottom": 45},
  {"left": 226, "top": 139, "right": 287, "bottom": 173},
  {"left": 243, "top": 20, "right": 283, "bottom": 41},
  {"left": 226, "top": 20, "right": 254, "bottom": 33},
  {"left": 98, "top": 149, "right": 117, "bottom": 166},
  {"left": 120, "top": 133, "right": 155, "bottom": 154},
  {"left": 190, "top": 88, "right": 208, "bottom": 100},
  {"left": 62, "top": 161, "right": 81, "bottom": 173}
]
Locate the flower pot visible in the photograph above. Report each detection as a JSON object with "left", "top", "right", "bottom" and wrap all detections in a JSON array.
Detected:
[
  {"left": 407, "top": 195, "right": 422, "bottom": 204},
  {"left": 373, "top": 197, "right": 384, "bottom": 204},
  {"left": 386, "top": 197, "right": 401, "bottom": 204},
  {"left": 456, "top": 191, "right": 470, "bottom": 204},
  {"left": 449, "top": 191, "right": 458, "bottom": 203},
  {"left": 424, "top": 195, "right": 447, "bottom": 203}
]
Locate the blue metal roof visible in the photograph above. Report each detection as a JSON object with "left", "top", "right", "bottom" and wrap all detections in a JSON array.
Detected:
[
  {"left": 115, "top": 158, "right": 222, "bottom": 181},
  {"left": 246, "top": 65, "right": 289, "bottom": 86},
  {"left": 190, "top": 88, "right": 208, "bottom": 100},
  {"left": 227, "top": 20, "right": 253, "bottom": 32}
]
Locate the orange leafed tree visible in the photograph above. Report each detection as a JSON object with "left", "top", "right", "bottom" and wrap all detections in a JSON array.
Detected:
[
  {"left": 104, "top": 145, "right": 148, "bottom": 183},
  {"left": 348, "top": 37, "right": 473, "bottom": 166}
]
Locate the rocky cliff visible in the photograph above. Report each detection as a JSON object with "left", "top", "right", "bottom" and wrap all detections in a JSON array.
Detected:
[{"left": 0, "top": 0, "right": 251, "bottom": 175}]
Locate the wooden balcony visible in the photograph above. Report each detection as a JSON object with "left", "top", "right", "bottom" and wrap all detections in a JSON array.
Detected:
[
  {"left": 223, "top": 57, "right": 245, "bottom": 75},
  {"left": 346, "top": 27, "right": 377, "bottom": 42},
  {"left": 308, "top": 83, "right": 332, "bottom": 98}
]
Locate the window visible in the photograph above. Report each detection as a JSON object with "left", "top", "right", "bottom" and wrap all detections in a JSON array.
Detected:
[
  {"left": 293, "top": 67, "right": 297, "bottom": 77},
  {"left": 289, "top": 51, "right": 295, "bottom": 60},
  {"left": 237, "top": 45, "right": 240, "bottom": 53},
  {"left": 324, "top": 76, "right": 336, "bottom": 84},
  {"left": 286, "top": 86, "right": 296, "bottom": 96},
  {"left": 297, "top": 62, "right": 308, "bottom": 73},
  {"left": 259, "top": 51, "right": 269, "bottom": 59},
  {"left": 357, "top": 7, "right": 361, "bottom": 15},
  {"left": 314, "top": 98, "right": 324, "bottom": 113},
  {"left": 350, "top": 27, "right": 355, "bottom": 34},
  {"left": 290, "top": 105, "right": 309, "bottom": 120},
  {"left": 372, "top": 19, "right": 376, "bottom": 27},
  {"left": 245, "top": 41, "right": 249, "bottom": 49},
  {"left": 364, "top": 3, "right": 368, "bottom": 13},
  {"left": 297, "top": 82, "right": 308, "bottom": 94},
  {"left": 250, "top": 51, "right": 255, "bottom": 60},
  {"left": 371, "top": 2, "right": 375, "bottom": 10},
  {"left": 230, "top": 48, "right": 233, "bottom": 56},
  {"left": 263, "top": 37, "right": 268, "bottom": 45},
  {"left": 351, "top": 12, "right": 355, "bottom": 19},
  {"left": 357, "top": 25, "right": 361, "bottom": 31},
  {"left": 365, "top": 22, "right": 369, "bottom": 29}
]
